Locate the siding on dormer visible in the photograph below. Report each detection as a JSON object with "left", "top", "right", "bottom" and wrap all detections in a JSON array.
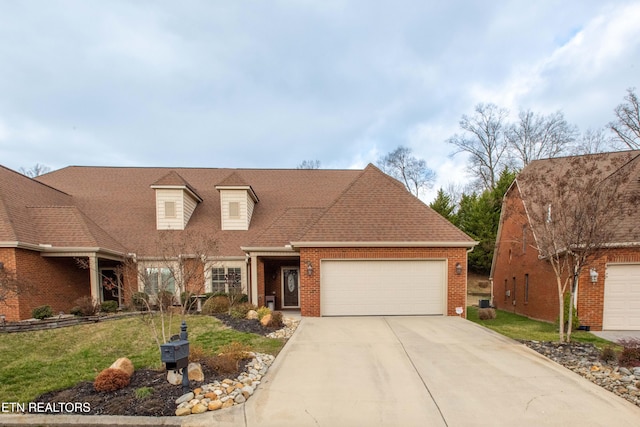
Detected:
[
  {"left": 156, "top": 189, "right": 184, "bottom": 230},
  {"left": 220, "top": 189, "right": 254, "bottom": 230}
]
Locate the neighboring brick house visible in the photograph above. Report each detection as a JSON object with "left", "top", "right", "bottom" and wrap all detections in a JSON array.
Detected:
[
  {"left": 491, "top": 150, "right": 640, "bottom": 331},
  {"left": 0, "top": 163, "right": 476, "bottom": 321}
]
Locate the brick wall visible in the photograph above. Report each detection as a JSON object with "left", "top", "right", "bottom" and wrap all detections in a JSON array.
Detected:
[
  {"left": 14, "top": 249, "right": 90, "bottom": 320},
  {"left": 0, "top": 248, "right": 19, "bottom": 320},
  {"left": 492, "top": 186, "right": 640, "bottom": 330},
  {"left": 298, "top": 246, "right": 468, "bottom": 317}
]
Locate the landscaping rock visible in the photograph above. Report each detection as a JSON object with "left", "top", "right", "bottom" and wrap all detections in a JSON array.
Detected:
[
  {"left": 188, "top": 362, "right": 204, "bottom": 382},
  {"left": 167, "top": 369, "right": 183, "bottom": 386},
  {"left": 246, "top": 310, "right": 258, "bottom": 320},
  {"left": 208, "top": 400, "right": 223, "bottom": 411},
  {"left": 175, "top": 392, "right": 194, "bottom": 405},
  {"left": 175, "top": 407, "right": 192, "bottom": 416},
  {"left": 191, "top": 403, "right": 208, "bottom": 414},
  {"left": 260, "top": 314, "right": 272, "bottom": 326},
  {"left": 109, "top": 357, "right": 134, "bottom": 377}
]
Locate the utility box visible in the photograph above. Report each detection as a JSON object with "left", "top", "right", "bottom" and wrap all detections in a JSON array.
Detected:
[
  {"left": 479, "top": 300, "right": 490, "bottom": 309},
  {"left": 265, "top": 295, "right": 276, "bottom": 311},
  {"left": 160, "top": 340, "right": 189, "bottom": 370}
]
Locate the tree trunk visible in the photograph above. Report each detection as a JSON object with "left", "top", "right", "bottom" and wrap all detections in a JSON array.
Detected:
[{"left": 557, "top": 276, "right": 565, "bottom": 342}]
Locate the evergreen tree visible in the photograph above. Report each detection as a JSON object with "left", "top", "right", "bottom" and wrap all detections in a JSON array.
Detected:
[{"left": 429, "top": 188, "right": 456, "bottom": 222}]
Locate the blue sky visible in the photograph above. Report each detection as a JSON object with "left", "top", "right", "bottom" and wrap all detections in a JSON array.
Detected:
[{"left": 1, "top": 0, "right": 639, "bottom": 201}]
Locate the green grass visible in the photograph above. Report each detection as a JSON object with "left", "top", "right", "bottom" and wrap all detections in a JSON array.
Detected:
[
  {"left": 467, "top": 306, "right": 615, "bottom": 348},
  {"left": 0, "top": 314, "right": 284, "bottom": 403}
]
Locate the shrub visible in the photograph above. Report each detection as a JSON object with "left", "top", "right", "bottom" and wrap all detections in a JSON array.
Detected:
[
  {"left": 618, "top": 339, "right": 640, "bottom": 368},
  {"left": 181, "top": 292, "right": 198, "bottom": 312},
  {"left": 218, "top": 341, "right": 251, "bottom": 361},
  {"left": 156, "top": 291, "right": 175, "bottom": 310},
  {"left": 189, "top": 345, "right": 213, "bottom": 363},
  {"left": 478, "top": 308, "right": 496, "bottom": 320},
  {"left": 599, "top": 346, "right": 617, "bottom": 364},
  {"left": 269, "top": 311, "right": 284, "bottom": 328},
  {"left": 256, "top": 306, "right": 271, "bottom": 321},
  {"left": 205, "top": 354, "right": 239, "bottom": 374},
  {"left": 73, "top": 296, "right": 99, "bottom": 316},
  {"left": 32, "top": 305, "right": 53, "bottom": 320},
  {"left": 202, "top": 295, "right": 230, "bottom": 315},
  {"left": 94, "top": 368, "right": 131, "bottom": 392},
  {"left": 131, "top": 292, "right": 149, "bottom": 311},
  {"left": 230, "top": 302, "right": 257, "bottom": 319},
  {"left": 100, "top": 300, "right": 118, "bottom": 313},
  {"left": 70, "top": 306, "right": 83, "bottom": 317}
]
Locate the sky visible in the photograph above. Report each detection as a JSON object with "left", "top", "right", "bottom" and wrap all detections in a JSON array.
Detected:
[{"left": 1, "top": 0, "right": 639, "bottom": 202}]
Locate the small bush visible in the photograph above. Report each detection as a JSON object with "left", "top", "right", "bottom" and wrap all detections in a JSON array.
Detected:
[
  {"left": 156, "top": 291, "right": 175, "bottom": 310},
  {"left": 218, "top": 341, "right": 251, "bottom": 361},
  {"left": 269, "top": 311, "right": 284, "bottom": 328},
  {"left": 618, "top": 339, "right": 640, "bottom": 368},
  {"left": 94, "top": 368, "right": 131, "bottom": 392},
  {"left": 181, "top": 292, "right": 198, "bottom": 312},
  {"left": 73, "top": 296, "right": 99, "bottom": 316},
  {"left": 202, "top": 295, "right": 230, "bottom": 315},
  {"left": 100, "top": 300, "right": 118, "bottom": 313},
  {"left": 70, "top": 306, "right": 83, "bottom": 317},
  {"left": 599, "top": 346, "right": 617, "bottom": 364},
  {"left": 257, "top": 306, "right": 271, "bottom": 321},
  {"left": 32, "top": 305, "right": 53, "bottom": 320},
  {"left": 230, "top": 302, "right": 257, "bottom": 319},
  {"left": 205, "top": 354, "right": 239, "bottom": 374},
  {"left": 478, "top": 308, "right": 496, "bottom": 320},
  {"left": 135, "top": 387, "right": 154, "bottom": 399},
  {"left": 131, "top": 292, "right": 149, "bottom": 311},
  {"left": 189, "top": 345, "right": 213, "bottom": 363}
]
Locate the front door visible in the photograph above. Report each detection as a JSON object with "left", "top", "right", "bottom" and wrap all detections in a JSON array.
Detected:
[
  {"left": 100, "top": 268, "right": 121, "bottom": 304},
  {"left": 282, "top": 267, "right": 300, "bottom": 308}
]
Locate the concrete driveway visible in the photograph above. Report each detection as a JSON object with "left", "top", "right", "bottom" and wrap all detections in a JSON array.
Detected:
[{"left": 205, "top": 316, "right": 640, "bottom": 427}]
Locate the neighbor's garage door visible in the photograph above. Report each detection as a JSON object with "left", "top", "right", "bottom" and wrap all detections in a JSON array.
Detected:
[
  {"left": 603, "top": 264, "right": 640, "bottom": 330},
  {"left": 321, "top": 260, "right": 445, "bottom": 316}
]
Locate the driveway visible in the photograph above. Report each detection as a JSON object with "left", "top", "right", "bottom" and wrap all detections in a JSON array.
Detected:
[{"left": 224, "top": 316, "right": 639, "bottom": 427}]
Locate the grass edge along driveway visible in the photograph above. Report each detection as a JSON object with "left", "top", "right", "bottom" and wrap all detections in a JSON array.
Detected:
[{"left": 0, "top": 315, "right": 284, "bottom": 403}]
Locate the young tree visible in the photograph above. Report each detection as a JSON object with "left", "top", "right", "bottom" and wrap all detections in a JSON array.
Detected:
[
  {"left": 122, "top": 230, "right": 218, "bottom": 348},
  {"left": 609, "top": 88, "right": 640, "bottom": 149},
  {"left": 377, "top": 146, "right": 436, "bottom": 198},
  {"left": 447, "top": 103, "right": 510, "bottom": 191},
  {"left": 516, "top": 153, "right": 638, "bottom": 342},
  {"left": 505, "top": 110, "right": 578, "bottom": 167}
]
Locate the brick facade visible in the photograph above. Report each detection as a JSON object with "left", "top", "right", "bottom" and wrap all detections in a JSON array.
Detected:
[
  {"left": 298, "top": 246, "right": 468, "bottom": 317},
  {"left": 493, "top": 187, "right": 640, "bottom": 331}
]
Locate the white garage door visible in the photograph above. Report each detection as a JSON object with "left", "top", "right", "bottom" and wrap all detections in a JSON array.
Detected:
[
  {"left": 321, "top": 260, "right": 446, "bottom": 316},
  {"left": 603, "top": 264, "right": 640, "bottom": 330}
]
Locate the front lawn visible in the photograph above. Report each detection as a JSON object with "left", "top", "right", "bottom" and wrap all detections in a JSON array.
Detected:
[
  {"left": 466, "top": 306, "right": 614, "bottom": 348},
  {"left": 0, "top": 314, "right": 284, "bottom": 403}
]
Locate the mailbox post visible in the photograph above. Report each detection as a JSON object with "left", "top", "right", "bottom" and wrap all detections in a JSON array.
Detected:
[{"left": 160, "top": 320, "right": 190, "bottom": 393}]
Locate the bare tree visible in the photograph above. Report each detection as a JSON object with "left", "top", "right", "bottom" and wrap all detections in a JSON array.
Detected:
[
  {"left": 377, "top": 146, "right": 436, "bottom": 198},
  {"left": 447, "top": 103, "right": 510, "bottom": 191},
  {"left": 505, "top": 110, "right": 578, "bottom": 167},
  {"left": 19, "top": 163, "right": 51, "bottom": 178},
  {"left": 0, "top": 265, "right": 25, "bottom": 309},
  {"left": 572, "top": 128, "right": 615, "bottom": 155},
  {"left": 121, "top": 230, "right": 218, "bottom": 348},
  {"left": 609, "top": 88, "right": 640, "bottom": 149},
  {"left": 296, "top": 160, "right": 321, "bottom": 169},
  {"left": 517, "top": 153, "right": 638, "bottom": 342}
]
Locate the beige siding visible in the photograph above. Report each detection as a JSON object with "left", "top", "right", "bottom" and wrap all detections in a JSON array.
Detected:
[
  {"left": 246, "top": 193, "right": 256, "bottom": 228},
  {"left": 156, "top": 189, "right": 185, "bottom": 230},
  {"left": 183, "top": 193, "right": 199, "bottom": 228},
  {"left": 220, "top": 189, "right": 252, "bottom": 230}
]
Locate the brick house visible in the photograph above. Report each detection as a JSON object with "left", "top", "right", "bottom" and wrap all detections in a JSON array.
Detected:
[
  {"left": 0, "top": 164, "right": 476, "bottom": 321},
  {"left": 491, "top": 151, "right": 640, "bottom": 331}
]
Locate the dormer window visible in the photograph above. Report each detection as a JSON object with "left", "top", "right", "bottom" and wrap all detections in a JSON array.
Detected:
[
  {"left": 216, "top": 172, "right": 259, "bottom": 231},
  {"left": 151, "top": 171, "right": 203, "bottom": 230}
]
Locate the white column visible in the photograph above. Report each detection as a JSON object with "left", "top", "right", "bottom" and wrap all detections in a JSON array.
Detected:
[
  {"left": 88, "top": 255, "right": 101, "bottom": 302},
  {"left": 251, "top": 254, "right": 258, "bottom": 305}
]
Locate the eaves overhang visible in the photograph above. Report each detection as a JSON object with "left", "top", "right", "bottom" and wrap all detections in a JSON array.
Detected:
[{"left": 289, "top": 241, "right": 479, "bottom": 249}]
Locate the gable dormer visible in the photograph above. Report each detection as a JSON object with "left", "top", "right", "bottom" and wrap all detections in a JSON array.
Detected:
[
  {"left": 215, "top": 172, "right": 259, "bottom": 230},
  {"left": 151, "top": 171, "right": 203, "bottom": 230}
]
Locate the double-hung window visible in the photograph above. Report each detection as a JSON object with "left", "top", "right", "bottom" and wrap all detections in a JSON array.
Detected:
[
  {"left": 211, "top": 267, "right": 242, "bottom": 293},
  {"left": 145, "top": 267, "right": 175, "bottom": 296}
]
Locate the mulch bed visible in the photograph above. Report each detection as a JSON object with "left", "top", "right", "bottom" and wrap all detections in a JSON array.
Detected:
[{"left": 32, "top": 315, "right": 278, "bottom": 417}]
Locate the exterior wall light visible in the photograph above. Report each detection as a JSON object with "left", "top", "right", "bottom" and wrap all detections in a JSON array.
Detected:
[
  {"left": 305, "top": 261, "right": 314, "bottom": 276},
  {"left": 455, "top": 262, "right": 463, "bottom": 275},
  {"left": 590, "top": 268, "right": 598, "bottom": 283}
]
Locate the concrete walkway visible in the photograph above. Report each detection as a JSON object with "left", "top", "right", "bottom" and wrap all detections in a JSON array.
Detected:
[
  {"left": 592, "top": 330, "right": 640, "bottom": 343},
  {"left": 4, "top": 316, "right": 640, "bottom": 427}
]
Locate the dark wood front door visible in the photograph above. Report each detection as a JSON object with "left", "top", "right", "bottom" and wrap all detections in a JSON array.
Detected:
[{"left": 282, "top": 267, "right": 299, "bottom": 308}]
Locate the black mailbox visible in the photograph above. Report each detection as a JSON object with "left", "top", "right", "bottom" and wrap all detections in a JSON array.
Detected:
[{"left": 160, "top": 340, "right": 189, "bottom": 370}]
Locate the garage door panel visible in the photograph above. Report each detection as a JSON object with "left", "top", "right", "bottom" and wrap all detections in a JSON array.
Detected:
[
  {"left": 603, "top": 264, "right": 640, "bottom": 330},
  {"left": 321, "top": 260, "right": 445, "bottom": 316}
]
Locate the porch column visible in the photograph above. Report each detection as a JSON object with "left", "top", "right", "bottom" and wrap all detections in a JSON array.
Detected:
[
  {"left": 88, "top": 255, "right": 101, "bottom": 303},
  {"left": 250, "top": 254, "right": 258, "bottom": 305}
]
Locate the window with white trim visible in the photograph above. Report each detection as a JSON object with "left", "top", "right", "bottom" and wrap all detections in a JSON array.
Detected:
[
  {"left": 229, "top": 202, "right": 240, "bottom": 219},
  {"left": 164, "top": 201, "right": 176, "bottom": 218},
  {"left": 211, "top": 267, "right": 242, "bottom": 294},
  {"left": 145, "top": 267, "right": 176, "bottom": 296}
]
